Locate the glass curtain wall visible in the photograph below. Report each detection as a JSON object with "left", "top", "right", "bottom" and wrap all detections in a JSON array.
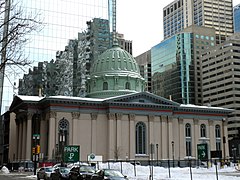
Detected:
[
  {"left": 2, "top": 0, "right": 108, "bottom": 114},
  {"left": 151, "top": 33, "right": 195, "bottom": 104}
]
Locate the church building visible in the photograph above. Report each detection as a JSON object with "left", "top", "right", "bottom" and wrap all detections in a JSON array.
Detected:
[{"left": 5, "top": 45, "right": 232, "bottom": 164}]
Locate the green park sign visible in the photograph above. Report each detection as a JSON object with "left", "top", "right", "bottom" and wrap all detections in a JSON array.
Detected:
[
  {"left": 63, "top": 145, "right": 80, "bottom": 163},
  {"left": 197, "top": 144, "right": 208, "bottom": 160}
]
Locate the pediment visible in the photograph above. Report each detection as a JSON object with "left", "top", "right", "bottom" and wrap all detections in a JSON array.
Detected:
[{"left": 104, "top": 92, "right": 180, "bottom": 107}]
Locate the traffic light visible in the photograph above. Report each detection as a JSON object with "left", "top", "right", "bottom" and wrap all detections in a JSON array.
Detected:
[
  {"left": 36, "top": 145, "right": 40, "bottom": 154},
  {"left": 32, "top": 147, "right": 35, "bottom": 154}
]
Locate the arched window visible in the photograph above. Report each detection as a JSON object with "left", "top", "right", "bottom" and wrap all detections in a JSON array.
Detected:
[
  {"left": 200, "top": 124, "right": 207, "bottom": 137},
  {"left": 58, "top": 118, "right": 69, "bottom": 160},
  {"left": 103, "top": 82, "right": 108, "bottom": 90},
  {"left": 125, "top": 82, "right": 130, "bottom": 90},
  {"left": 215, "top": 125, "right": 221, "bottom": 150},
  {"left": 185, "top": 123, "right": 191, "bottom": 137},
  {"left": 136, "top": 122, "right": 146, "bottom": 154},
  {"left": 185, "top": 123, "right": 192, "bottom": 156}
]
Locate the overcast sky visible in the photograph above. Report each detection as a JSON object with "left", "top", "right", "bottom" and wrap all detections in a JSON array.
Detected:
[{"left": 117, "top": 0, "right": 240, "bottom": 57}]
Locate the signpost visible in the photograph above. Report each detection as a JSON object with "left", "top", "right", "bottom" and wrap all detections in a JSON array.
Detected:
[
  {"left": 64, "top": 145, "right": 80, "bottom": 163},
  {"left": 197, "top": 144, "right": 208, "bottom": 160}
]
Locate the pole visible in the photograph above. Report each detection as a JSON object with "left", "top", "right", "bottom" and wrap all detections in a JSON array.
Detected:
[
  {"left": 33, "top": 136, "right": 37, "bottom": 175},
  {"left": 172, "top": 141, "right": 174, "bottom": 167},
  {"left": 156, "top": 144, "right": 158, "bottom": 166},
  {"left": 0, "top": 0, "right": 11, "bottom": 114}
]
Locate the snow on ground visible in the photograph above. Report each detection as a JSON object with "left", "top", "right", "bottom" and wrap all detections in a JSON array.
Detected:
[{"left": 2, "top": 163, "right": 240, "bottom": 179}]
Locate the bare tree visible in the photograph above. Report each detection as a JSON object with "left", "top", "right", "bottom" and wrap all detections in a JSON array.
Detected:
[
  {"left": 113, "top": 146, "right": 122, "bottom": 160},
  {"left": 0, "top": 0, "right": 43, "bottom": 72}
]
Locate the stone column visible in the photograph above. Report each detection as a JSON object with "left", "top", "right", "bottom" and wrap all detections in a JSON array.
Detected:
[
  {"left": 22, "top": 118, "right": 27, "bottom": 160},
  {"left": 40, "top": 113, "right": 48, "bottom": 160},
  {"left": 9, "top": 112, "right": 17, "bottom": 162},
  {"left": 222, "top": 119, "right": 229, "bottom": 159},
  {"left": 91, "top": 113, "right": 97, "bottom": 153},
  {"left": 72, "top": 112, "right": 80, "bottom": 145},
  {"left": 48, "top": 111, "right": 56, "bottom": 160},
  {"left": 161, "top": 116, "right": 168, "bottom": 159},
  {"left": 209, "top": 120, "right": 214, "bottom": 152},
  {"left": 26, "top": 113, "right": 33, "bottom": 161},
  {"left": 193, "top": 119, "right": 199, "bottom": 158},
  {"left": 18, "top": 119, "right": 23, "bottom": 160},
  {"left": 168, "top": 117, "right": 173, "bottom": 159},
  {"left": 108, "top": 113, "right": 115, "bottom": 159},
  {"left": 116, "top": 113, "right": 122, "bottom": 158},
  {"left": 178, "top": 118, "right": 184, "bottom": 160},
  {"left": 129, "top": 114, "right": 135, "bottom": 159},
  {"left": 148, "top": 115, "right": 154, "bottom": 144}
]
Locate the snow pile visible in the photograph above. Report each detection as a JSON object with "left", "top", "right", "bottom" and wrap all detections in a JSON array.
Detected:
[
  {"left": 96, "top": 162, "right": 240, "bottom": 180},
  {"left": 0, "top": 166, "right": 10, "bottom": 174}
]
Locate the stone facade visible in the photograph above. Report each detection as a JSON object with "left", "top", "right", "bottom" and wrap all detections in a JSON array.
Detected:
[{"left": 7, "top": 92, "right": 231, "bottom": 162}]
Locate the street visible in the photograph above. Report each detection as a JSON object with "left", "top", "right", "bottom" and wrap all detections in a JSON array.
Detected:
[{"left": 0, "top": 172, "right": 35, "bottom": 180}]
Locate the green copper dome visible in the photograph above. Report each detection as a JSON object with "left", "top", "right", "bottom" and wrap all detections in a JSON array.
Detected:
[{"left": 86, "top": 46, "right": 145, "bottom": 98}]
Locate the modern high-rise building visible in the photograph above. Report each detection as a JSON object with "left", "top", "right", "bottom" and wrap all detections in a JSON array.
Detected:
[
  {"left": 1, "top": 0, "right": 109, "bottom": 114},
  {"left": 152, "top": 25, "right": 215, "bottom": 105},
  {"left": 135, "top": 50, "right": 152, "bottom": 92},
  {"left": 234, "top": 4, "right": 240, "bottom": 33},
  {"left": 163, "top": 0, "right": 233, "bottom": 44},
  {"left": 18, "top": 17, "right": 132, "bottom": 97},
  {"left": 201, "top": 33, "right": 240, "bottom": 140}
]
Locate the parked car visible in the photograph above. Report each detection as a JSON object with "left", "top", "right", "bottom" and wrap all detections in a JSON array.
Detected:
[
  {"left": 69, "top": 165, "right": 96, "bottom": 180},
  {"left": 90, "top": 169, "right": 128, "bottom": 180},
  {"left": 50, "top": 167, "right": 70, "bottom": 180},
  {"left": 37, "top": 167, "right": 54, "bottom": 180}
]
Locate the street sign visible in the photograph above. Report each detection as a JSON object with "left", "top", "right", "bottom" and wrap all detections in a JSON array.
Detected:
[
  {"left": 63, "top": 145, "right": 80, "bottom": 163},
  {"left": 89, "top": 153, "right": 95, "bottom": 160},
  {"left": 197, "top": 144, "right": 208, "bottom": 160},
  {"left": 87, "top": 154, "right": 103, "bottom": 162}
]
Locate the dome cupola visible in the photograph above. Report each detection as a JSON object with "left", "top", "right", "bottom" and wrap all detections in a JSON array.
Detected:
[{"left": 86, "top": 46, "right": 145, "bottom": 98}]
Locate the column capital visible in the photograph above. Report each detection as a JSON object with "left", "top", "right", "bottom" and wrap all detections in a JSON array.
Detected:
[
  {"left": 178, "top": 118, "right": 184, "bottom": 124},
  {"left": 209, "top": 120, "right": 214, "bottom": 126},
  {"left": 108, "top": 113, "right": 115, "bottom": 120},
  {"left": 148, "top": 115, "right": 155, "bottom": 122},
  {"left": 72, "top": 112, "right": 80, "bottom": 119},
  {"left": 50, "top": 111, "right": 56, "bottom": 118},
  {"left": 116, "top": 113, "right": 122, "bottom": 120},
  {"left": 193, "top": 119, "right": 199, "bottom": 125},
  {"left": 129, "top": 114, "right": 135, "bottom": 121},
  {"left": 91, "top": 113, "right": 97, "bottom": 120},
  {"left": 27, "top": 112, "right": 34, "bottom": 120}
]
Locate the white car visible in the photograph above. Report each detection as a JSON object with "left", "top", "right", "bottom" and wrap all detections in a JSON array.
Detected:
[{"left": 37, "top": 167, "right": 54, "bottom": 180}]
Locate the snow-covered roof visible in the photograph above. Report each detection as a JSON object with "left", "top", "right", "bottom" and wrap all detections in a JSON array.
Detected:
[{"left": 180, "top": 104, "right": 231, "bottom": 111}]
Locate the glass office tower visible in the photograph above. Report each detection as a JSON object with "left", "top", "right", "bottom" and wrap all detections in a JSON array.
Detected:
[
  {"left": 151, "top": 33, "right": 195, "bottom": 104},
  {"left": 1, "top": 0, "right": 108, "bottom": 114},
  {"left": 152, "top": 26, "right": 215, "bottom": 105},
  {"left": 234, "top": 4, "right": 240, "bottom": 33}
]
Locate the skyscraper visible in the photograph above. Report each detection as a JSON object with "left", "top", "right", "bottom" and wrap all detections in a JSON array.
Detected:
[
  {"left": 234, "top": 4, "right": 240, "bottom": 33},
  {"left": 201, "top": 33, "right": 240, "bottom": 140},
  {"left": 163, "top": 0, "right": 233, "bottom": 44},
  {"left": 152, "top": 25, "right": 215, "bottom": 105},
  {"left": 2, "top": 0, "right": 108, "bottom": 113}
]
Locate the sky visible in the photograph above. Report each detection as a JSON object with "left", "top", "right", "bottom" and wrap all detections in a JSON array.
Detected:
[
  {"left": 1, "top": 162, "right": 240, "bottom": 180},
  {"left": 117, "top": 0, "right": 240, "bottom": 57}
]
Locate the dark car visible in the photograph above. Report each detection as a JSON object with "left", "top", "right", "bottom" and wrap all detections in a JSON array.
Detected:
[
  {"left": 50, "top": 167, "right": 70, "bottom": 180},
  {"left": 90, "top": 169, "right": 128, "bottom": 180},
  {"left": 37, "top": 167, "right": 54, "bottom": 180},
  {"left": 69, "top": 165, "right": 96, "bottom": 180}
]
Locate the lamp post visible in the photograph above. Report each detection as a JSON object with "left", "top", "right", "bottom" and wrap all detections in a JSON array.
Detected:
[
  {"left": 156, "top": 144, "right": 159, "bottom": 166},
  {"left": 172, "top": 141, "right": 175, "bottom": 167}
]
